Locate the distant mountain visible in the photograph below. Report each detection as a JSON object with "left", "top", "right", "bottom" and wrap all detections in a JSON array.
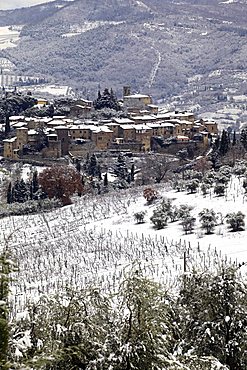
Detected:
[{"left": 0, "top": 0, "right": 246, "bottom": 108}]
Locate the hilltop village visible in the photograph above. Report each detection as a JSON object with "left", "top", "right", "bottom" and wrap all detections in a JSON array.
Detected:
[{"left": 1, "top": 86, "right": 218, "bottom": 162}]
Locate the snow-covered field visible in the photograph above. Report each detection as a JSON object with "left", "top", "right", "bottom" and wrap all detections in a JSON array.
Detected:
[
  {"left": 0, "top": 26, "right": 22, "bottom": 50},
  {"left": 19, "top": 84, "right": 74, "bottom": 97},
  {"left": 61, "top": 21, "right": 124, "bottom": 37},
  {"left": 1, "top": 173, "right": 247, "bottom": 317}
]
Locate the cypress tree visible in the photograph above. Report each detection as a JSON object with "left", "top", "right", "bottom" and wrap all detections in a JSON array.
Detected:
[
  {"left": 6, "top": 183, "right": 12, "bottom": 204},
  {"left": 240, "top": 128, "right": 247, "bottom": 150},
  {"left": 98, "top": 165, "right": 102, "bottom": 180},
  {"left": 4, "top": 114, "right": 10, "bottom": 136},
  {"left": 131, "top": 164, "right": 135, "bottom": 182},
  {"left": 103, "top": 173, "right": 108, "bottom": 187},
  {"left": 87, "top": 154, "right": 98, "bottom": 177},
  {"left": 75, "top": 159, "right": 81, "bottom": 173},
  {"left": 219, "top": 129, "right": 229, "bottom": 156},
  {"left": 232, "top": 130, "right": 236, "bottom": 146},
  {"left": 32, "top": 170, "right": 39, "bottom": 195}
]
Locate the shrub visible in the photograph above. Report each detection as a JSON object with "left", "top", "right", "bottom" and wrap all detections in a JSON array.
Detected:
[
  {"left": 199, "top": 208, "right": 217, "bottom": 234},
  {"left": 134, "top": 211, "right": 146, "bottom": 224},
  {"left": 181, "top": 216, "right": 196, "bottom": 234},
  {"left": 143, "top": 187, "right": 158, "bottom": 204},
  {"left": 150, "top": 209, "right": 168, "bottom": 230},
  {"left": 226, "top": 212, "right": 245, "bottom": 232},
  {"left": 214, "top": 184, "right": 225, "bottom": 196},
  {"left": 186, "top": 179, "right": 200, "bottom": 193}
]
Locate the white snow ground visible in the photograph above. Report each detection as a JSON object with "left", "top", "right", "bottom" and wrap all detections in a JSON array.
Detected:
[
  {"left": 1, "top": 174, "right": 247, "bottom": 316},
  {"left": 0, "top": 26, "right": 21, "bottom": 50}
]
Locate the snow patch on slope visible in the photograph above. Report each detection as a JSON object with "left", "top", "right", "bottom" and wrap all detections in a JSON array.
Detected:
[{"left": 62, "top": 21, "right": 124, "bottom": 37}]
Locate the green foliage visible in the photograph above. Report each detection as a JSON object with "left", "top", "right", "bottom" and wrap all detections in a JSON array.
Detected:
[
  {"left": 200, "top": 182, "right": 210, "bottom": 196},
  {"left": 232, "top": 162, "right": 246, "bottom": 176},
  {"left": 226, "top": 212, "right": 245, "bottom": 232},
  {"left": 0, "top": 249, "right": 12, "bottom": 369},
  {"left": 177, "top": 266, "right": 247, "bottom": 370},
  {"left": 93, "top": 88, "right": 120, "bottom": 111},
  {"left": 240, "top": 128, "right": 247, "bottom": 150},
  {"left": 181, "top": 215, "right": 196, "bottom": 234},
  {"left": 0, "top": 198, "right": 61, "bottom": 219},
  {"left": 214, "top": 183, "right": 225, "bottom": 197},
  {"left": 186, "top": 179, "right": 199, "bottom": 193},
  {"left": 150, "top": 207, "right": 169, "bottom": 229},
  {"left": 0, "top": 93, "right": 37, "bottom": 125},
  {"left": 199, "top": 208, "right": 217, "bottom": 234},
  {"left": 7, "top": 172, "right": 42, "bottom": 204},
  {"left": 243, "top": 178, "right": 247, "bottom": 193},
  {"left": 113, "top": 270, "right": 176, "bottom": 370},
  {"left": 178, "top": 204, "right": 193, "bottom": 220},
  {"left": 149, "top": 198, "right": 193, "bottom": 230},
  {"left": 114, "top": 153, "right": 128, "bottom": 180},
  {"left": 219, "top": 130, "right": 230, "bottom": 156},
  {"left": 85, "top": 153, "right": 101, "bottom": 178},
  {"left": 134, "top": 211, "right": 146, "bottom": 224}
]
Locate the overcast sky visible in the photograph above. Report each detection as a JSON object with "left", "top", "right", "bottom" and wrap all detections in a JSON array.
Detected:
[{"left": 0, "top": 0, "right": 51, "bottom": 10}]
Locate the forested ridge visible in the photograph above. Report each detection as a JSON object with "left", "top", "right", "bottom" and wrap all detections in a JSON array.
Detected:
[{"left": 0, "top": 0, "right": 246, "bottom": 103}]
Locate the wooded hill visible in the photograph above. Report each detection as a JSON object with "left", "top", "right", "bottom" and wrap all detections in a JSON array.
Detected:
[{"left": 0, "top": 0, "right": 247, "bottom": 106}]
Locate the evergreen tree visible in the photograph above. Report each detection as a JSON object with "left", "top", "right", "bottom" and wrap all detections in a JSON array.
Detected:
[
  {"left": 75, "top": 159, "right": 81, "bottom": 173},
  {"left": 240, "top": 128, "right": 247, "bottom": 150},
  {"left": 93, "top": 88, "right": 120, "bottom": 111},
  {"left": 6, "top": 182, "right": 12, "bottom": 204},
  {"left": 130, "top": 164, "right": 135, "bottom": 182},
  {"left": 31, "top": 170, "right": 39, "bottom": 195},
  {"left": 103, "top": 173, "right": 108, "bottom": 187},
  {"left": 232, "top": 130, "right": 236, "bottom": 146},
  {"left": 12, "top": 179, "right": 29, "bottom": 203},
  {"left": 97, "top": 164, "right": 102, "bottom": 180},
  {"left": 87, "top": 154, "right": 99, "bottom": 177},
  {"left": 4, "top": 114, "right": 10, "bottom": 136},
  {"left": 219, "top": 129, "right": 230, "bottom": 156},
  {"left": 115, "top": 153, "right": 128, "bottom": 180}
]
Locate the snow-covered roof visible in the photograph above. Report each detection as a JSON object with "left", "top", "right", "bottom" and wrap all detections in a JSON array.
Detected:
[
  {"left": 113, "top": 118, "right": 135, "bottom": 124},
  {"left": 47, "top": 119, "right": 67, "bottom": 126},
  {"left": 119, "top": 124, "right": 135, "bottom": 130},
  {"left": 28, "top": 129, "right": 38, "bottom": 135},
  {"left": 124, "top": 93, "right": 150, "bottom": 99},
  {"left": 3, "top": 137, "right": 16, "bottom": 143},
  {"left": 39, "top": 117, "right": 53, "bottom": 123},
  {"left": 177, "top": 135, "right": 190, "bottom": 140},
  {"left": 92, "top": 126, "right": 113, "bottom": 133},
  {"left": 131, "top": 115, "right": 156, "bottom": 121},
  {"left": 9, "top": 115, "right": 25, "bottom": 121},
  {"left": 55, "top": 126, "right": 69, "bottom": 130},
  {"left": 147, "top": 122, "right": 175, "bottom": 128},
  {"left": 132, "top": 124, "right": 152, "bottom": 131},
  {"left": 12, "top": 122, "right": 27, "bottom": 128}
]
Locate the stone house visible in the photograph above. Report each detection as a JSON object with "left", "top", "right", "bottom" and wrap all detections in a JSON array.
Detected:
[{"left": 91, "top": 126, "right": 113, "bottom": 150}]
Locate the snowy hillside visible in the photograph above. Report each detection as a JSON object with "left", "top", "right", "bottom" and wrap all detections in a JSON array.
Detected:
[{"left": 1, "top": 171, "right": 247, "bottom": 317}]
